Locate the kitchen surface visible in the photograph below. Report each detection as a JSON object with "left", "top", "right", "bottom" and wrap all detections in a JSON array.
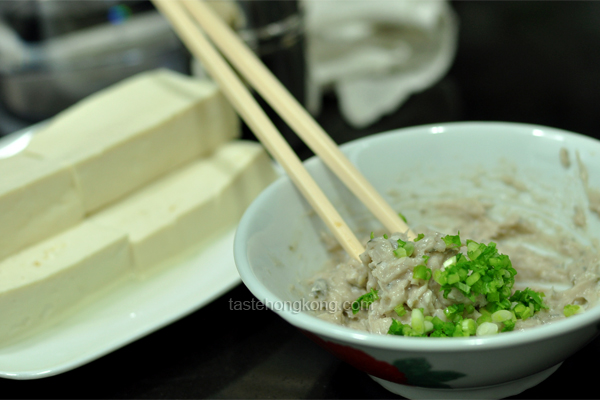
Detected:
[{"left": 1, "top": 1, "right": 600, "bottom": 399}]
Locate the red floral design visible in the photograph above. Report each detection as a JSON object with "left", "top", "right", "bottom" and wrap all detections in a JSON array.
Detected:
[{"left": 301, "top": 330, "right": 408, "bottom": 384}]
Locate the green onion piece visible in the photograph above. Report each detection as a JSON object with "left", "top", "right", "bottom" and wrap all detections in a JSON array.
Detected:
[
  {"left": 403, "top": 242, "right": 415, "bottom": 257},
  {"left": 466, "top": 272, "right": 480, "bottom": 286},
  {"left": 513, "top": 303, "right": 532, "bottom": 320},
  {"left": 433, "top": 269, "right": 447, "bottom": 285},
  {"left": 394, "top": 248, "right": 408, "bottom": 258},
  {"left": 466, "top": 240, "right": 482, "bottom": 259},
  {"left": 477, "top": 309, "right": 492, "bottom": 325},
  {"left": 424, "top": 320, "right": 434, "bottom": 333},
  {"left": 431, "top": 316, "right": 445, "bottom": 330},
  {"left": 510, "top": 288, "right": 548, "bottom": 312},
  {"left": 383, "top": 234, "right": 388, "bottom": 239},
  {"left": 444, "top": 304, "right": 464, "bottom": 319},
  {"left": 456, "top": 282, "right": 471, "bottom": 294},
  {"left": 489, "top": 255, "right": 510, "bottom": 270},
  {"left": 442, "top": 256, "right": 457, "bottom": 269},
  {"left": 388, "top": 319, "right": 405, "bottom": 336},
  {"left": 415, "top": 233, "right": 425, "bottom": 242},
  {"left": 452, "top": 323, "right": 464, "bottom": 337},
  {"left": 441, "top": 321, "right": 455, "bottom": 336},
  {"left": 491, "top": 310, "right": 513, "bottom": 323},
  {"left": 447, "top": 273, "right": 460, "bottom": 285},
  {"left": 462, "top": 319, "right": 477, "bottom": 335},
  {"left": 486, "top": 292, "right": 500, "bottom": 303},
  {"left": 412, "top": 265, "right": 432, "bottom": 280},
  {"left": 442, "top": 232, "right": 462, "bottom": 249},
  {"left": 564, "top": 304, "right": 583, "bottom": 317},
  {"left": 394, "top": 304, "right": 407, "bottom": 317},
  {"left": 351, "top": 288, "right": 379, "bottom": 314},
  {"left": 398, "top": 212, "right": 408, "bottom": 223},
  {"left": 501, "top": 319, "right": 516, "bottom": 332},
  {"left": 476, "top": 322, "right": 499, "bottom": 336},
  {"left": 370, "top": 231, "right": 375, "bottom": 239},
  {"left": 411, "top": 309, "right": 426, "bottom": 335}
]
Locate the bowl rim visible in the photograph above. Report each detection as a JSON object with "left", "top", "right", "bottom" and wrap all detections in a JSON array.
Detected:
[{"left": 234, "top": 121, "right": 600, "bottom": 352}]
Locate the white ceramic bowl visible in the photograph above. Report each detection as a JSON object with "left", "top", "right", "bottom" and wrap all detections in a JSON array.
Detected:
[{"left": 233, "top": 122, "right": 600, "bottom": 399}]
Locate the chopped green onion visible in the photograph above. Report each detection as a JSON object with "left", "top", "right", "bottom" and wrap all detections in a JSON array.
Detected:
[
  {"left": 403, "top": 242, "right": 415, "bottom": 257},
  {"left": 411, "top": 309, "right": 425, "bottom": 335},
  {"left": 456, "top": 282, "right": 471, "bottom": 294},
  {"left": 351, "top": 288, "right": 379, "bottom": 314},
  {"left": 452, "top": 323, "right": 464, "bottom": 337},
  {"left": 491, "top": 310, "right": 513, "bottom": 323},
  {"left": 442, "top": 232, "right": 462, "bottom": 249},
  {"left": 465, "top": 272, "right": 480, "bottom": 286},
  {"left": 413, "top": 265, "right": 432, "bottom": 280},
  {"left": 513, "top": 303, "right": 532, "bottom": 320},
  {"left": 447, "top": 273, "right": 460, "bottom": 285},
  {"left": 433, "top": 269, "right": 447, "bottom": 286},
  {"left": 510, "top": 288, "right": 548, "bottom": 313},
  {"left": 370, "top": 231, "right": 375, "bottom": 239},
  {"left": 501, "top": 319, "right": 516, "bottom": 332},
  {"left": 564, "top": 304, "right": 583, "bottom": 317},
  {"left": 476, "top": 322, "right": 498, "bottom": 336},
  {"left": 462, "top": 319, "right": 477, "bottom": 335},
  {"left": 486, "top": 291, "right": 500, "bottom": 303},
  {"left": 424, "top": 320, "right": 434, "bottom": 333},
  {"left": 388, "top": 319, "right": 405, "bottom": 335},
  {"left": 398, "top": 212, "right": 408, "bottom": 223},
  {"left": 444, "top": 304, "right": 464, "bottom": 321},
  {"left": 394, "top": 239, "right": 415, "bottom": 258},
  {"left": 394, "top": 304, "right": 407, "bottom": 317},
  {"left": 384, "top": 236, "right": 550, "bottom": 338},
  {"left": 393, "top": 247, "right": 408, "bottom": 258},
  {"left": 415, "top": 233, "right": 425, "bottom": 242},
  {"left": 443, "top": 256, "right": 457, "bottom": 268}
]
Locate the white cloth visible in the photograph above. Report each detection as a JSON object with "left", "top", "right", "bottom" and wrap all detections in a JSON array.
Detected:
[{"left": 303, "top": 0, "right": 458, "bottom": 128}]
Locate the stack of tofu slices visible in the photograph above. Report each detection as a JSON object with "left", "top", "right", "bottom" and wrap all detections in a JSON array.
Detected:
[{"left": 0, "top": 69, "right": 278, "bottom": 344}]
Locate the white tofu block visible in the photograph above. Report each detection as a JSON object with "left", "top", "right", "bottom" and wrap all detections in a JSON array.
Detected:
[
  {"left": 0, "top": 154, "right": 84, "bottom": 261},
  {"left": 0, "top": 221, "right": 131, "bottom": 343},
  {"left": 25, "top": 69, "right": 239, "bottom": 214},
  {"left": 92, "top": 141, "right": 277, "bottom": 270}
]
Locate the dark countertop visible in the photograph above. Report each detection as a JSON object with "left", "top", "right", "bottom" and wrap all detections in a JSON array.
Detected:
[{"left": 2, "top": 1, "right": 600, "bottom": 399}]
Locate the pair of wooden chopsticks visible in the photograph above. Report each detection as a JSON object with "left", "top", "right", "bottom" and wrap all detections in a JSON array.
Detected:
[{"left": 151, "top": 0, "right": 415, "bottom": 260}]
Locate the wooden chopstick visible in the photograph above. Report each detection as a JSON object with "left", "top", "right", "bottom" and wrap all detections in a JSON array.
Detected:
[
  {"left": 179, "top": 0, "right": 416, "bottom": 241},
  {"left": 151, "top": 0, "right": 365, "bottom": 260}
]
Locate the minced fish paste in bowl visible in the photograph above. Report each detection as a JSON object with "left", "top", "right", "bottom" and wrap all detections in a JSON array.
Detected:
[
  {"left": 306, "top": 170, "right": 600, "bottom": 338},
  {"left": 235, "top": 123, "right": 600, "bottom": 398}
]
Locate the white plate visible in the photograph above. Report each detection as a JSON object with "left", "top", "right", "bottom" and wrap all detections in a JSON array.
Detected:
[
  {"left": 0, "top": 227, "right": 240, "bottom": 379},
  {"left": 0, "top": 128, "right": 241, "bottom": 379}
]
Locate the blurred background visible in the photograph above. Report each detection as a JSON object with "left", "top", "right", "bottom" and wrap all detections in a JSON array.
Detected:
[
  {"left": 1, "top": 1, "right": 599, "bottom": 399},
  {"left": 3, "top": 1, "right": 600, "bottom": 158}
]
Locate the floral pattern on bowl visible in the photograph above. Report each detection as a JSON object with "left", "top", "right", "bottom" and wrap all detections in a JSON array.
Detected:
[{"left": 302, "top": 330, "right": 465, "bottom": 388}]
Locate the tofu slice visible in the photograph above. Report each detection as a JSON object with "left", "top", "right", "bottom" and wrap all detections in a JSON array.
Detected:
[
  {"left": 25, "top": 69, "right": 239, "bottom": 214},
  {"left": 0, "top": 153, "right": 84, "bottom": 261},
  {"left": 92, "top": 141, "right": 277, "bottom": 270},
  {"left": 0, "top": 221, "right": 131, "bottom": 343}
]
